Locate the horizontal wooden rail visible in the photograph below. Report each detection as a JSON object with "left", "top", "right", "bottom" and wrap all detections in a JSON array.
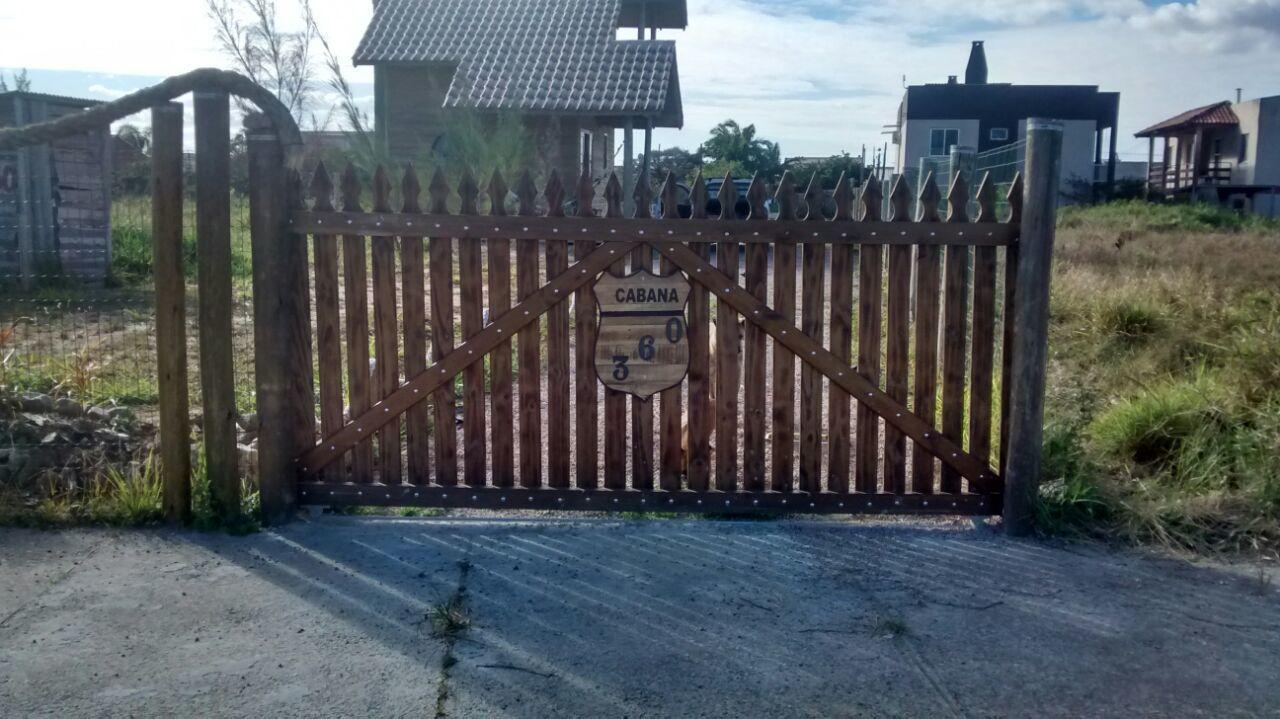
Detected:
[
  {"left": 291, "top": 212, "right": 1018, "bottom": 246},
  {"left": 298, "top": 484, "right": 1001, "bottom": 515}
]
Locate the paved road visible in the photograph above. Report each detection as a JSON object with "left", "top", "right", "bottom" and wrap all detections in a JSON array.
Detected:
[{"left": 2, "top": 516, "right": 1278, "bottom": 717}]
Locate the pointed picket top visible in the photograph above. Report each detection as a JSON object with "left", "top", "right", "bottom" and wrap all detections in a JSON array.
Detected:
[
  {"left": 832, "top": 171, "right": 854, "bottom": 221},
  {"left": 341, "top": 163, "right": 362, "bottom": 212},
  {"left": 945, "top": 170, "right": 969, "bottom": 223},
  {"left": 632, "top": 175, "right": 653, "bottom": 219},
  {"left": 802, "top": 172, "right": 823, "bottom": 221},
  {"left": 974, "top": 172, "right": 996, "bottom": 223},
  {"left": 745, "top": 173, "right": 768, "bottom": 220},
  {"left": 603, "top": 172, "right": 624, "bottom": 218},
  {"left": 544, "top": 169, "right": 566, "bottom": 218},
  {"left": 428, "top": 168, "right": 451, "bottom": 215},
  {"left": 716, "top": 172, "right": 738, "bottom": 220},
  {"left": 659, "top": 172, "right": 680, "bottom": 220},
  {"left": 888, "top": 174, "right": 911, "bottom": 222},
  {"left": 309, "top": 161, "right": 334, "bottom": 212},
  {"left": 488, "top": 169, "right": 508, "bottom": 216},
  {"left": 1006, "top": 172, "right": 1024, "bottom": 224},
  {"left": 773, "top": 171, "right": 797, "bottom": 221},
  {"left": 689, "top": 171, "right": 709, "bottom": 220},
  {"left": 371, "top": 165, "right": 393, "bottom": 213},
  {"left": 401, "top": 164, "right": 422, "bottom": 214},
  {"left": 515, "top": 170, "right": 538, "bottom": 216},
  {"left": 575, "top": 165, "right": 594, "bottom": 218},
  {"left": 458, "top": 167, "right": 480, "bottom": 215},
  {"left": 859, "top": 175, "right": 882, "bottom": 222},
  {"left": 288, "top": 168, "right": 305, "bottom": 211},
  {"left": 918, "top": 170, "right": 942, "bottom": 223}
]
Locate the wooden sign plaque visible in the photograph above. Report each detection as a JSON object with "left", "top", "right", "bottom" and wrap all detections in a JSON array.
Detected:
[{"left": 592, "top": 268, "right": 692, "bottom": 399}]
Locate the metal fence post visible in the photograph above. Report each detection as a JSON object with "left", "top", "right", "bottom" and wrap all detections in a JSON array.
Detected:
[
  {"left": 1002, "top": 118, "right": 1062, "bottom": 536},
  {"left": 151, "top": 101, "right": 191, "bottom": 525},
  {"left": 246, "top": 112, "right": 311, "bottom": 525}
]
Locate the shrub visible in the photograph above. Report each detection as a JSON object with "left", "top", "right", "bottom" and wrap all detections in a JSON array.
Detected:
[{"left": 1088, "top": 379, "right": 1224, "bottom": 468}]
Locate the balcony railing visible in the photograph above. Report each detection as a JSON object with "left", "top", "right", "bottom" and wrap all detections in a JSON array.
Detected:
[{"left": 1148, "top": 162, "right": 1233, "bottom": 190}]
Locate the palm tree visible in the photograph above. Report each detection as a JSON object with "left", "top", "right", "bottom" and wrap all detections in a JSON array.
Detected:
[{"left": 699, "top": 120, "right": 782, "bottom": 180}]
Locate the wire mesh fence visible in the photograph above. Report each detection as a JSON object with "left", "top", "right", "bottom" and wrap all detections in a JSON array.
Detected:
[{"left": 0, "top": 163, "right": 257, "bottom": 464}]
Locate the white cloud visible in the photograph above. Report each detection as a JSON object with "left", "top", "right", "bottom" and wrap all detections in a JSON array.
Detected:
[{"left": 4, "top": 0, "right": 1279, "bottom": 161}]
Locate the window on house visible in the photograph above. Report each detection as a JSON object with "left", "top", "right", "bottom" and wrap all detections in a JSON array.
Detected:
[
  {"left": 929, "top": 128, "right": 959, "bottom": 156},
  {"left": 1239, "top": 134, "right": 1250, "bottom": 163},
  {"left": 989, "top": 127, "right": 1009, "bottom": 142},
  {"left": 580, "top": 131, "right": 593, "bottom": 172}
]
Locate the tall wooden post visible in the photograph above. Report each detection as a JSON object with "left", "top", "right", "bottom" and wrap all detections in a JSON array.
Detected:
[
  {"left": 247, "top": 113, "right": 311, "bottom": 525},
  {"left": 1002, "top": 118, "right": 1062, "bottom": 536},
  {"left": 623, "top": 118, "right": 635, "bottom": 216},
  {"left": 194, "top": 89, "right": 240, "bottom": 518},
  {"left": 152, "top": 102, "right": 191, "bottom": 525}
]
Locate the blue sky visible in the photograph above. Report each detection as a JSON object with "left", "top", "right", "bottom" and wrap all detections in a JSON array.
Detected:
[{"left": 3, "top": 0, "right": 1278, "bottom": 162}]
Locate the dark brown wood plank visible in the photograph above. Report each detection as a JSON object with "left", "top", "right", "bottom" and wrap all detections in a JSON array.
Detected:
[
  {"left": 152, "top": 103, "right": 190, "bottom": 523},
  {"left": 573, "top": 168, "right": 600, "bottom": 489},
  {"left": 770, "top": 174, "right": 798, "bottom": 492},
  {"left": 827, "top": 174, "right": 855, "bottom": 494},
  {"left": 194, "top": 90, "right": 239, "bottom": 514},
  {"left": 544, "top": 173, "right": 572, "bottom": 488},
  {"left": 799, "top": 175, "right": 826, "bottom": 492},
  {"left": 685, "top": 174, "right": 712, "bottom": 491},
  {"left": 309, "top": 164, "right": 344, "bottom": 482},
  {"left": 970, "top": 175, "right": 999, "bottom": 481},
  {"left": 910, "top": 173, "right": 943, "bottom": 494},
  {"left": 630, "top": 177, "right": 655, "bottom": 490},
  {"left": 940, "top": 172, "right": 972, "bottom": 494},
  {"left": 741, "top": 176, "right": 769, "bottom": 491},
  {"left": 602, "top": 174, "right": 628, "bottom": 489},
  {"left": 291, "top": 212, "right": 1018, "bottom": 247},
  {"left": 487, "top": 171, "right": 515, "bottom": 488},
  {"left": 1000, "top": 173, "right": 1024, "bottom": 479},
  {"left": 516, "top": 172, "right": 543, "bottom": 489},
  {"left": 714, "top": 175, "right": 741, "bottom": 492},
  {"left": 371, "top": 168, "right": 402, "bottom": 485},
  {"left": 457, "top": 170, "right": 487, "bottom": 488},
  {"left": 400, "top": 167, "right": 430, "bottom": 485},
  {"left": 341, "top": 165, "right": 375, "bottom": 482},
  {"left": 657, "top": 175, "right": 684, "bottom": 491},
  {"left": 428, "top": 169, "right": 458, "bottom": 487},
  {"left": 883, "top": 177, "right": 913, "bottom": 494},
  {"left": 855, "top": 177, "right": 883, "bottom": 491}
]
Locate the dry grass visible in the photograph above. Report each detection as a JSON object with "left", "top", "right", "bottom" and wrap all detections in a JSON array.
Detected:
[{"left": 1037, "top": 201, "right": 1280, "bottom": 555}]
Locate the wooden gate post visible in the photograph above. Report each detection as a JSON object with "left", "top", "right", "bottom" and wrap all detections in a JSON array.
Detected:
[
  {"left": 194, "top": 89, "right": 240, "bottom": 518},
  {"left": 246, "top": 113, "right": 312, "bottom": 525},
  {"left": 151, "top": 101, "right": 191, "bottom": 525},
  {"left": 1002, "top": 118, "right": 1063, "bottom": 536}
]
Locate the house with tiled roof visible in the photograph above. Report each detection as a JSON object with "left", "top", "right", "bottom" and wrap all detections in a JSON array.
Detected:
[
  {"left": 355, "top": 0, "right": 685, "bottom": 193},
  {"left": 1137, "top": 93, "right": 1280, "bottom": 215}
]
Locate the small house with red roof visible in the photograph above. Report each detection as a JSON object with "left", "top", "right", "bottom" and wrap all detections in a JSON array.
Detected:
[{"left": 1137, "top": 94, "right": 1280, "bottom": 214}]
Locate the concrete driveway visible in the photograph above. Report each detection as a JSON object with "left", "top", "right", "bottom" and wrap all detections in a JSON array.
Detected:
[{"left": 2, "top": 516, "right": 1278, "bottom": 717}]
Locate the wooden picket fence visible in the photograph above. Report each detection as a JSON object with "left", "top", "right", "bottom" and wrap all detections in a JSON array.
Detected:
[
  {"left": 282, "top": 157, "right": 1032, "bottom": 516},
  {"left": 0, "top": 72, "right": 1063, "bottom": 531}
]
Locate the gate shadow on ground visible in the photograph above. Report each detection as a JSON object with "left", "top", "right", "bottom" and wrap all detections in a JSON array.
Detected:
[{"left": 192, "top": 515, "right": 1280, "bottom": 717}]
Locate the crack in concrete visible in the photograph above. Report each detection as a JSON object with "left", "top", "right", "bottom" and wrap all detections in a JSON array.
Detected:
[{"left": 433, "top": 558, "right": 472, "bottom": 719}]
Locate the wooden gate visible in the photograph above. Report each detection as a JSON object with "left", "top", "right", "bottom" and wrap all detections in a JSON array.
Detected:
[{"left": 275, "top": 128, "right": 1059, "bottom": 519}]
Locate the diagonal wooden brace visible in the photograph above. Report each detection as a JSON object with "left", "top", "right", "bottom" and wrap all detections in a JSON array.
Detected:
[
  {"left": 655, "top": 242, "right": 1001, "bottom": 493},
  {"left": 298, "top": 240, "right": 641, "bottom": 476}
]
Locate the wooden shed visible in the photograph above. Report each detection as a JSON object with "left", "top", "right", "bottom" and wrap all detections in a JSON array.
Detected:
[{"left": 0, "top": 92, "right": 112, "bottom": 287}]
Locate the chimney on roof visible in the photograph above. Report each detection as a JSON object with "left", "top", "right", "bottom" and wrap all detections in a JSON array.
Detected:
[{"left": 965, "top": 41, "right": 987, "bottom": 85}]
